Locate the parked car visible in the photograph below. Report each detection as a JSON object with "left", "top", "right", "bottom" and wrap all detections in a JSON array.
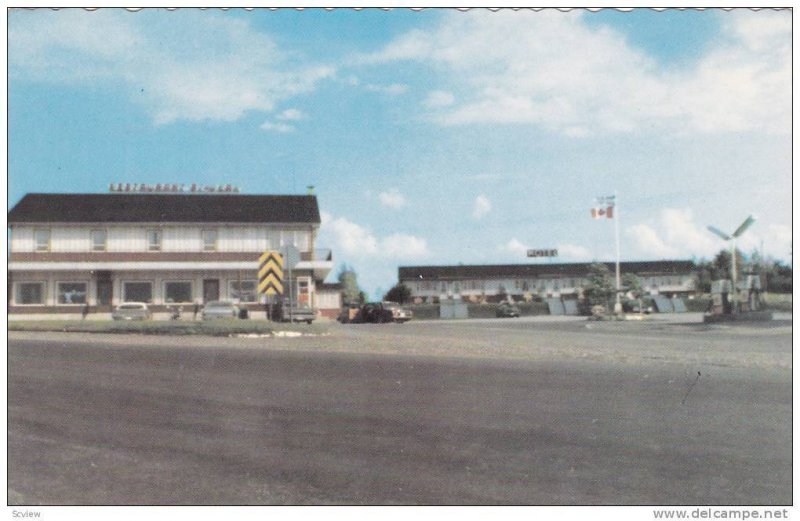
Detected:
[
  {"left": 382, "top": 301, "right": 413, "bottom": 323},
  {"left": 346, "top": 302, "right": 412, "bottom": 324},
  {"left": 350, "top": 302, "right": 395, "bottom": 324},
  {"left": 273, "top": 301, "right": 316, "bottom": 324},
  {"left": 496, "top": 302, "right": 521, "bottom": 318},
  {"left": 337, "top": 305, "right": 361, "bottom": 323},
  {"left": 624, "top": 299, "right": 654, "bottom": 314},
  {"left": 112, "top": 302, "right": 151, "bottom": 321},
  {"left": 201, "top": 301, "right": 240, "bottom": 320}
]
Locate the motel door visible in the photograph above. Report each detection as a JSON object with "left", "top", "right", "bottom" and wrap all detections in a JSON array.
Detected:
[{"left": 203, "top": 279, "right": 220, "bottom": 302}]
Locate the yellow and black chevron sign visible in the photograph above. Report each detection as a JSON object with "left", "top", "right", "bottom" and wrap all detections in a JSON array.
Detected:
[{"left": 258, "top": 251, "right": 284, "bottom": 295}]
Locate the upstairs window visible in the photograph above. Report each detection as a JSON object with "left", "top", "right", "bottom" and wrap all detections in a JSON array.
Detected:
[
  {"left": 35, "top": 229, "right": 50, "bottom": 252},
  {"left": 91, "top": 229, "right": 107, "bottom": 251},
  {"left": 202, "top": 229, "right": 217, "bottom": 251},
  {"left": 147, "top": 229, "right": 162, "bottom": 251}
]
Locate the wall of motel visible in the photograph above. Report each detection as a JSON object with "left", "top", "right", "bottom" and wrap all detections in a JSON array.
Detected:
[
  {"left": 405, "top": 275, "right": 695, "bottom": 300},
  {"left": 9, "top": 270, "right": 317, "bottom": 309}
]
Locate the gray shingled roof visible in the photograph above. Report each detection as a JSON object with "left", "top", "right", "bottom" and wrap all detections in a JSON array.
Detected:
[
  {"left": 8, "top": 193, "right": 321, "bottom": 224},
  {"left": 399, "top": 261, "right": 696, "bottom": 280}
]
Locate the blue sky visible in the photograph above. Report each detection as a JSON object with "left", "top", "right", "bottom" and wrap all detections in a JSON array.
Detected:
[{"left": 7, "top": 8, "right": 792, "bottom": 298}]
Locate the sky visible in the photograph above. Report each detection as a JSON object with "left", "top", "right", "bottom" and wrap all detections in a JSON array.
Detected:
[{"left": 7, "top": 8, "right": 793, "bottom": 298}]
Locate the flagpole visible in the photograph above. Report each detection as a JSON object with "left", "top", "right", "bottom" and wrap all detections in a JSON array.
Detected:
[{"left": 614, "top": 191, "right": 622, "bottom": 314}]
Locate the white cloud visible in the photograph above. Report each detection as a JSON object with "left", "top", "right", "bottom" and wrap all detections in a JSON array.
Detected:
[
  {"left": 557, "top": 243, "right": 592, "bottom": 260},
  {"left": 627, "top": 223, "right": 679, "bottom": 258},
  {"left": 659, "top": 208, "right": 717, "bottom": 255},
  {"left": 378, "top": 190, "right": 407, "bottom": 209},
  {"left": 382, "top": 234, "right": 429, "bottom": 258},
  {"left": 364, "top": 10, "right": 790, "bottom": 136},
  {"left": 472, "top": 194, "right": 491, "bottom": 219},
  {"left": 423, "top": 90, "right": 455, "bottom": 108},
  {"left": 503, "top": 238, "right": 528, "bottom": 256},
  {"left": 365, "top": 83, "right": 408, "bottom": 95},
  {"left": 277, "top": 108, "right": 306, "bottom": 121},
  {"left": 8, "top": 10, "right": 334, "bottom": 124},
  {"left": 625, "top": 208, "right": 790, "bottom": 261},
  {"left": 260, "top": 121, "right": 295, "bottom": 133},
  {"left": 320, "top": 212, "right": 429, "bottom": 260}
]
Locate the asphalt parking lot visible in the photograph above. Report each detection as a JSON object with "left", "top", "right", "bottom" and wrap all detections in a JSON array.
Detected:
[{"left": 8, "top": 315, "right": 792, "bottom": 505}]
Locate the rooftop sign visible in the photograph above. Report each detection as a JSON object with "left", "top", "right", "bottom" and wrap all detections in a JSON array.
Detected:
[
  {"left": 527, "top": 249, "right": 558, "bottom": 258},
  {"left": 109, "top": 183, "right": 240, "bottom": 194}
]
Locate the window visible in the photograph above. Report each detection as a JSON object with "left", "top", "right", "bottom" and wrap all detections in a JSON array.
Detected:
[
  {"left": 147, "top": 229, "right": 161, "bottom": 251},
  {"left": 91, "top": 229, "right": 107, "bottom": 251},
  {"left": 123, "top": 281, "right": 153, "bottom": 303},
  {"left": 16, "top": 282, "right": 45, "bottom": 305},
  {"left": 164, "top": 281, "right": 193, "bottom": 303},
  {"left": 35, "top": 229, "right": 50, "bottom": 252},
  {"left": 294, "top": 231, "right": 310, "bottom": 251},
  {"left": 229, "top": 280, "right": 257, "bottom": 303},
  {"left": 57, "top": 282, "right": 88, "bottom": 305},
  {"left": 202, "top": 229, "right": 217, "bottom": 251}
]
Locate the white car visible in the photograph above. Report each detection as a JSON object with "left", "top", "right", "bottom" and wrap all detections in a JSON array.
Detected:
[
  {"left": 201, "top": 301, "right": 240, "bottom": 320},
  {"left": 382, "top": 302, "right": 413, "bottom": 323},
  {"left": 112, "top": 302, "right": 152, "bottom": 321}
]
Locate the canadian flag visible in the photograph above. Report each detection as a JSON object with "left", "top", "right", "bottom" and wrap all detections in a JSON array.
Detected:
[{"left": 591, "top": 206, "right": 614, "bottom": 219}]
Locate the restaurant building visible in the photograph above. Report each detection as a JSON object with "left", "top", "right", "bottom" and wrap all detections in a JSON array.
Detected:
[{"left": 8, "top": 190, "right": 334, "bottom": 315}]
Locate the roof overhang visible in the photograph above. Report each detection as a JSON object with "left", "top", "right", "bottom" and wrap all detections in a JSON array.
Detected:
[{"left": 9, "top": 260, "right": 333, "bottom": 280}]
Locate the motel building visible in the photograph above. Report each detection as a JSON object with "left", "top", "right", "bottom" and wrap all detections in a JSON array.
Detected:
[
  {"left": 8, "top": 187, "right": 335, "bottom": 318},
  {"left": 398, "top": 261, "right": 697, "bottom": 303}
]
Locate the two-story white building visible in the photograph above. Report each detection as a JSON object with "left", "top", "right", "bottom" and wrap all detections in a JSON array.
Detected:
[{"left": 8, "top": 192, "right": 334, "bottom": 315}]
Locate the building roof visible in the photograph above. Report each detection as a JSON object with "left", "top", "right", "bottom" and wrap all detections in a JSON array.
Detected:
[
  {"left": 399, "top": 261, "right": 696, "bottom": 281},
  {"left": 8, "top": 193, "right": 321, "bottom": 224}
]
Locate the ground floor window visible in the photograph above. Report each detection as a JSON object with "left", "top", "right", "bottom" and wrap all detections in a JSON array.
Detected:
[
  {"left": 164, "top": 281, "right": 193, "bottom": 303},
  {"left": 229, "top": 280, "right": 258, "bottom": 303},
  {"left": 123, "top": 281, "right": 153, "bottom": 303},
  {"left": 15, "top": 281, "right": 46, "bottom": 305},
  {"left": 57, "top": 282, "right": 88, "bottom": 305}
]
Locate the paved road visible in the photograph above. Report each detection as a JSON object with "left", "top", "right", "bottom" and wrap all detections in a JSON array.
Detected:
[{"left": 8, "top": 318, "right": 792, "bottom": 505}]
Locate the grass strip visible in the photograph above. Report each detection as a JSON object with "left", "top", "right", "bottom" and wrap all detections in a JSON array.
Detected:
[{"left": 8, "top": 319, "right": 328, "bottom": 337}]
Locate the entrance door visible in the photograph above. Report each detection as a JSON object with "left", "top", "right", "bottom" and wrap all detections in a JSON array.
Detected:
[
  {"left": 203, "top": 279, "right": 220, "bottom": 302},
  {"left": 96, "top": 280, "right": 113, "bottom": 308}
]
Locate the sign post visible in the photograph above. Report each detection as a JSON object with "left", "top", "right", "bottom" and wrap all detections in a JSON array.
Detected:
[
  {"left": 281, "top": 245, "right": 301, "bottom": 323},
  {"left": 258, "top": 251, "right": 284, "bottom": 320}
]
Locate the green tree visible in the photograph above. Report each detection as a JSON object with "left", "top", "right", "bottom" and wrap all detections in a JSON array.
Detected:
[
  {"left": 384, "top": 283, "right": 412, "bottom": 304},
  {"left": 581, "top": 263, "right": 614, "bottom": 313},
  {"left": 692, "top": 258, "right": 714, "bottom": 294},
  {"left": 712, "top": 249, "right": 745, "bottom": 281},
  {"left": 337, "top": 264, "right": 363, "bottom": 304},
  {"left": 765, "top": 261, "right": 792, "bottom": 293},
  {"left": 622, "top": 273, "right": 644, "bottom": 312}
]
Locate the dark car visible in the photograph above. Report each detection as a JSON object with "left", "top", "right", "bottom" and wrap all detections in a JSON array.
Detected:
[
  {"left": 350, "top": 302, "right": 396, "bottom": 324},
  {"left": 624, "top": 299, "right": 654, "bottom": 314},
  {"left": 496, "top": 302, "right": 521, "bottom": 318}
]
